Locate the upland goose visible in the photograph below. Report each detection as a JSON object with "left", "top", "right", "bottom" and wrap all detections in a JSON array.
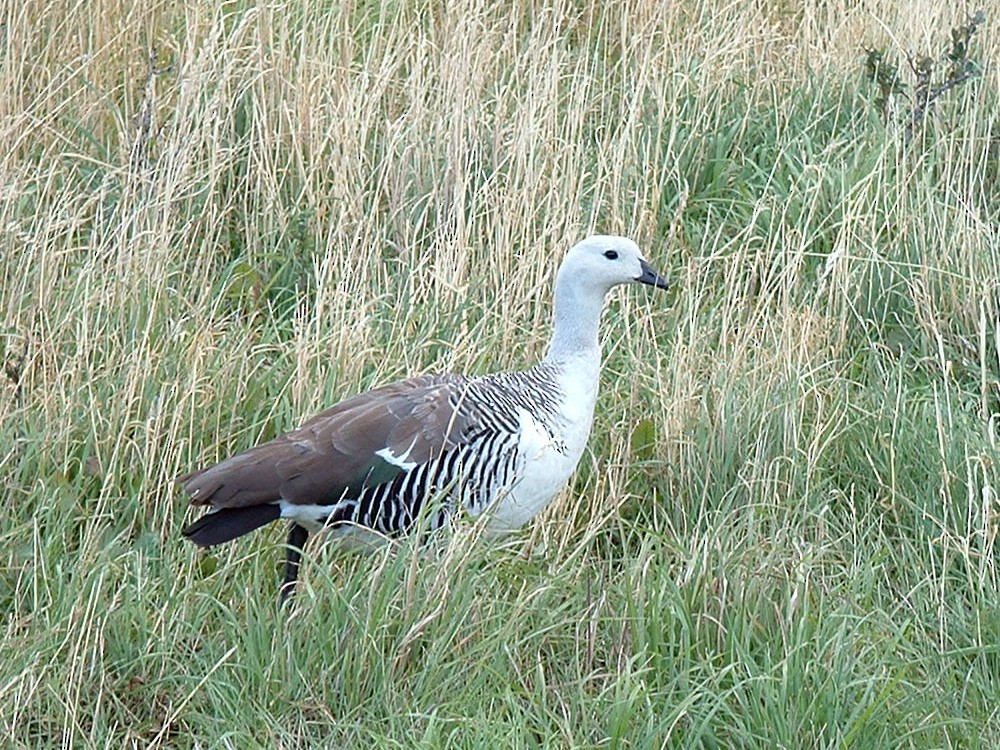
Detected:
[{"left": 179, "top": 235, "right": 667, "bottom": 602}]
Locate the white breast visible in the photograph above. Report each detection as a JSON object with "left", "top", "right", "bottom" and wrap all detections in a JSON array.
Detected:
[{"left": 485, "top": 366, "right": 598, "bottom": 532}]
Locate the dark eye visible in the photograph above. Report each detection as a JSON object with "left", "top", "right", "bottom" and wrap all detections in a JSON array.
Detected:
[{"left": 604, "top": 250, "right": 618, "bottom": 260}]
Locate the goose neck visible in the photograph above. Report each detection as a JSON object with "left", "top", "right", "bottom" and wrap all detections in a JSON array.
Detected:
[{"left": 543, "top": 276, "right": 606, "bottom": 365}]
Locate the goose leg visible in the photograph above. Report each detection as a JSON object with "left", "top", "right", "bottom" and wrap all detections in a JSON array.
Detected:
[{"left": 279, "top": 523, "right": 309, "bottom": 607}]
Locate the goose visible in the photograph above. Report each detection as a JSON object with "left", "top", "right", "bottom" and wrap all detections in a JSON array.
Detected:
[{"left": 178, "top": 235, "right": 667, "bottom": 602}]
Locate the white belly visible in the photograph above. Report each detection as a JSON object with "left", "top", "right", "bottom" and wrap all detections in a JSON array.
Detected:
[{"left": 484, "top": 405, "right": 592, "bottom": 532}]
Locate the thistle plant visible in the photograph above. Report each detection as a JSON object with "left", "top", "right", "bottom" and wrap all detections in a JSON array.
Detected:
[{"left": 864, "top": 10, "right": 985, "bottom": 143}]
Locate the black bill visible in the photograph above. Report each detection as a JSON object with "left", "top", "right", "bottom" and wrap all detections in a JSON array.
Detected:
[{"left": 635, "top": 259, "right": 668, "bottom": 290}]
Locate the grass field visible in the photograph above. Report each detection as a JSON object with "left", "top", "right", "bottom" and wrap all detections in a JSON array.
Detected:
[{"left": 3, "top": 0, "right": 1000, "bottom": 747}]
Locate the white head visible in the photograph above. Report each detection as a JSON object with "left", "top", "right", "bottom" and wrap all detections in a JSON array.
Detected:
[
  {"left": 556, "top": 235, "right": 668, "bottom": 295},
  {"left": 545, "top": 235, "right": 667, "bottom": 362}
]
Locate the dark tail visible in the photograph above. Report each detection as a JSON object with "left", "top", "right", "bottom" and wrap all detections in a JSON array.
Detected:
[{"left": 181, "top": 504, "right": 281, "bottom": 547}]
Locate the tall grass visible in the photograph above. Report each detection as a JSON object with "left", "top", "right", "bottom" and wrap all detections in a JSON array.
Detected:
[{"left": 2, "top": 0, "right": 999, "bottom": 746}]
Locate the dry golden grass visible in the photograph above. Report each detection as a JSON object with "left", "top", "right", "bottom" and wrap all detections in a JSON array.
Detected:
[{"left": 3, "top": 0, "right": 1000, "bottom": 746}]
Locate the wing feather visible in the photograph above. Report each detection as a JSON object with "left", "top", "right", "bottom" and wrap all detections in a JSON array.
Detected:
[{"left": 177, "top": 374, "right": 473, "bottom": 509}]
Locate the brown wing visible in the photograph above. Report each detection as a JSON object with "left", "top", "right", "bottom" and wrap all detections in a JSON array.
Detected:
[{"left": 176, "top": 373, "right": 474, "bottom": 509}]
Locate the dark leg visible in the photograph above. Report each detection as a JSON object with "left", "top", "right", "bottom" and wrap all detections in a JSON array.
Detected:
[{"left": 278, "top": 523, "right": 309, "bottom": 607}]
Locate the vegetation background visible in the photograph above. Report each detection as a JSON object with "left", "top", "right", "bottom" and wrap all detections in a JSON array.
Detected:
[{"left": 2, "top": 0, "right": 999, "bottom": 747}]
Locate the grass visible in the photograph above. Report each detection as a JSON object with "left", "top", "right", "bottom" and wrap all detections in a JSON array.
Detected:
[{"left": 2, "top": 0, "right": 1000, "bottom": 746}]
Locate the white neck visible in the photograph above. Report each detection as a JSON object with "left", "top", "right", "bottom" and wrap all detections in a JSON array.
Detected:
[{"left": 542, "top": 272, "right": 609, "bottom": 366}]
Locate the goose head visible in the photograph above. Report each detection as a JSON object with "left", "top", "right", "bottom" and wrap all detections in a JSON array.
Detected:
[{"left": 556, "top": 235, "right": 668, "bottom": 296}]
